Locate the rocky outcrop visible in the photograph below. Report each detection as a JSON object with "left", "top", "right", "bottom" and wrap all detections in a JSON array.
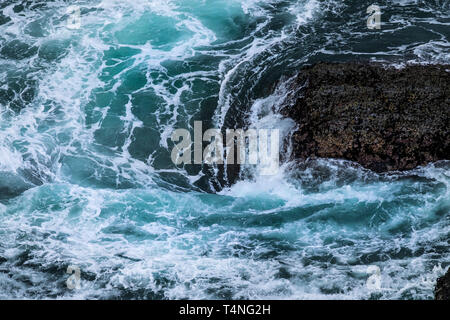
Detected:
[
  {"left": 282, "top": 63, "right": 449, "bottom": 172},
  {"left": 435, "top": 268, "right": 450, "bottom": 300}
]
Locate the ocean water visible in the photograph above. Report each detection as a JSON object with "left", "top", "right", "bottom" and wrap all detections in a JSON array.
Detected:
[{"left": 0, "top": 0, "right": 449, "bottom": 299}]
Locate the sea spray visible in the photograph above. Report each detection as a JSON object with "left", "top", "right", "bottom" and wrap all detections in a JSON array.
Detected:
[{"left": 0, "top": 0, "right": 448, "bottom": 299}]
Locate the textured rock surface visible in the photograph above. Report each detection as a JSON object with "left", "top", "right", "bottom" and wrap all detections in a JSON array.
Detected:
[
  {"left": 435, "top": 268, "right": 450, "bottom": 300},
  {"left": 282, "top": 63, "right": 450, "bottom": 172}
]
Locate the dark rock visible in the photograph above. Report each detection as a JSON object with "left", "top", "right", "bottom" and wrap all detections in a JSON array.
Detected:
[
  {"left": 281, "top": 63, "right": 450, "bottom": 172},
  {"left": 435, "top": 268, "right": 450, "bottom": 300}
]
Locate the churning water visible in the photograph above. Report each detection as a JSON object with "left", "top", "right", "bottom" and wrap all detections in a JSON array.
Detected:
[{"left": 0, "top": 0, "right": 449, "bottom": 299}]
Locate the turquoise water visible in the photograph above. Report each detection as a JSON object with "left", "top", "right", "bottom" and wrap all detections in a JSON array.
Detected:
[{"left": 0, "top": 0, "right": 449, "bottom": 299}]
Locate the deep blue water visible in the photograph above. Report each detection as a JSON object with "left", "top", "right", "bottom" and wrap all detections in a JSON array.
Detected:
[{"left": 0, "top": 0, "right": 449, "bottom": 299}]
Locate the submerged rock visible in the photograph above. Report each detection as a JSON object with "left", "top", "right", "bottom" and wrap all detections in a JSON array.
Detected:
[
  {"left": 281, "top": 63, "right": 449, "bottom": 172},
  {"left": 435, "top": 268, "right": 450, "bottom": 300}
]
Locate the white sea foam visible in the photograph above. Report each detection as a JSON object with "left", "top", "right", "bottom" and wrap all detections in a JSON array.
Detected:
[{"left": 0, "top": 0, "right": 448, "bottom": 300}]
